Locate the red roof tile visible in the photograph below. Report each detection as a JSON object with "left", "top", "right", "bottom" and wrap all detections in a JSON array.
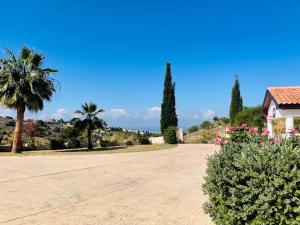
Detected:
[{"left": 268, "top": 86, "right": 300, "bottom": 105}]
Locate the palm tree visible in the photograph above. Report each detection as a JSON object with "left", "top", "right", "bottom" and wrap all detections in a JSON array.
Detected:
[
  {"left": 0, "top": 47, "right": 58, "bottom": 153},
  {"left": 71, "top": 102, "right": 107, "bottom": 150}
]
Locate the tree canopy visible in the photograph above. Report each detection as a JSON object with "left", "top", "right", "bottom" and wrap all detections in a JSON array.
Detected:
[
  {"left": 160, "top": 63, "right": 178, "bottom": 133},
  {"left": 229, "top": 77, "right": 243, "bottom": 124}
]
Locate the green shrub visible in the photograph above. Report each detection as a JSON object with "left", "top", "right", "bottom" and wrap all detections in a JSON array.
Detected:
[
  {"left": 203, "top": 142, "right": 300, "bottom": 224},
  {"left": 107, "top": 132, "right": 127, "bottom": 146},
  {"left": 139, "top": 136, "right": 150, "bottom": 145},
  {"left": 125, "top": 140, "right": 133, "bottom": 146},
  {"left": 99, "top": 139, "right": 119, "bottom": 147},
  {"left": 5, "top": 120, "right": 15, "bottom": 127},
  {"left": 188, "top": 125, "right": 199, "bottom": 133},
  {"left": 65, "top": 138, "right": 80, "bottom": 149},
  {"left": 234, "top": 105, "right": 265, "bottom": 130},
  {"left": 163, "top": 127, "right": 177, "bottom": 144},
  {"left": 49, "top": 137, "right": 65, "bottom": 150},
  {"left": 127, "top": 134, "right": 140, "bottom": 145},
  {"left": 200, "top": 120, "right": 213, "bottom": 129}
]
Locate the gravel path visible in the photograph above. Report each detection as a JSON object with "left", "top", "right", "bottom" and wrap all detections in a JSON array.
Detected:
[{"left": 0, "top": 144, "right": 217, "bottom": 225}]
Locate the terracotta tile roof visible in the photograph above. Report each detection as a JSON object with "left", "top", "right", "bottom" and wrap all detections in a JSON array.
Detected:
[{"left": 268, "top": 86, "right": 300, "bottom": 105}]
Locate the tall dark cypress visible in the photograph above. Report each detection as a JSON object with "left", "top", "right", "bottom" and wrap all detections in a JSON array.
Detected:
[
  {"left": 229, "top": 77, "right": 243, "bottom": 124},
  {"left": 160, "top": 63, "right": 178, "bottom": 133}
]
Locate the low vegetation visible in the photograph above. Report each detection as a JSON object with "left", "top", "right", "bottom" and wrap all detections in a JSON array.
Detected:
[
  {"left": 203, "top": 124, "right": 300, "bottom": 224},
  {"left": 184, "top": 117, "right": 230, "bottom": 144}
]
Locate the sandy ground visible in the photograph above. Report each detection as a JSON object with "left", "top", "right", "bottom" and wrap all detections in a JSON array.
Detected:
[{"left": 0, "top": 144, "right": 217, "bottom": 225}]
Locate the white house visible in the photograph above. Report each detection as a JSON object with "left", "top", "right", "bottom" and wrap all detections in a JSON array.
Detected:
[{"left": 262, "top": 86, "right": 300, "bottom": 137}]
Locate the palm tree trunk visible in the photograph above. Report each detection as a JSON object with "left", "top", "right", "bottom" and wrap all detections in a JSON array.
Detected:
[
  {"left": 12, "top": 105, "right": 25, "bottom": 153},
  {"left": 87, "top": 128, "right": 93, "bottom": 150}
]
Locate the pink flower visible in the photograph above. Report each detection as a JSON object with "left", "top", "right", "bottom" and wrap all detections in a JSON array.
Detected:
[
  {"left": 214, "top": 134, "right": 223, "bottom": 145},
  {"left": 216, "top": 137, "right": 223, "bottom": 145},
  {"left": 224, "top": 140, "right": 230, "bottom": 145},
  {"left": 228, "top": 127, "right": 235, "bottom": 132},
  {"left": 259, "top": 142, "right": 264, "bottom": 146},
  {"left": 290, "top": 128, "right": 297, "bottom": 134},
  {"left": 262, "top": 129, "right": 269, "bottom": 136},
  {"left": 241, "top": 122, "right": 247, "bottom": 129},
  {"left": 250, "top": 128, "right": 259, "bottom": 135},
  {"left": 274, "top": 137, "right": 280, "bottom": 143}
]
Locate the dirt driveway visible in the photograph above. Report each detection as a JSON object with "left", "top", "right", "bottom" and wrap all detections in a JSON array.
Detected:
[{"left": 0, "top": 144, "right": 217, "bottom": 225}]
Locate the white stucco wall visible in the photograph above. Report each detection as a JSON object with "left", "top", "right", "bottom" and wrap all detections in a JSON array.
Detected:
[
  {"left": 267, "top": 100, "right": 300, "bottom": 119},
  {"left": 149, "top": 136, "right": 165, "bottom": 144}
]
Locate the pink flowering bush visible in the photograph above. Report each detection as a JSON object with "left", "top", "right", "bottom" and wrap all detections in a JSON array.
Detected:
[
  {"left": 204, "top": 126, "right": 300, "bottom": 224},
  {"left": 214, "top": 122, "right": 299, "bottom": 147}
]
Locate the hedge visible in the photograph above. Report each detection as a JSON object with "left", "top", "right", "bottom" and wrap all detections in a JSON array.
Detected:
[{"left": 203, "top": 142, "right": 300, "bottom": 224}]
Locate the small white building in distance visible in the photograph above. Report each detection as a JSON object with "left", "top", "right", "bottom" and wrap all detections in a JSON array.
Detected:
[{"left": 262, "top": 86, "right": 300, "bottom": 137}]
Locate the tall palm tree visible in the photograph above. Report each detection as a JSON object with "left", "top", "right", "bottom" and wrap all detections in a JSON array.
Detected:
[
  {"left": 71, "top": 102, "right": 107, "bottom": 150},
  {"left": 0, "top": 47, "right": 58, "bottom": 153}
]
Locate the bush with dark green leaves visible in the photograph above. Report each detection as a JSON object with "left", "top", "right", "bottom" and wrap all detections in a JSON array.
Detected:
[
  {"left": 65, "top": 138, "right": 80, "bottom": 149},
  {"left": 5, "top": 120, "right": 15, "bottom": 127},
  {"left": 203, "top": 142, "right": 300, "bottom": 224},
  {"left": 139, "top": 136, "right": 150, "bottom": 145},
  {"left": 163, "top": 127, "right": 177, "bottom": 144},
  {"left": 49, "top": 137, "right": 65, "bottom": 150}
]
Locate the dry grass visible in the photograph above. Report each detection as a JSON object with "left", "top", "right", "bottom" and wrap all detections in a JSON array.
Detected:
[{"left": 0, "top": 144, "right": 177, "bottom": 157}]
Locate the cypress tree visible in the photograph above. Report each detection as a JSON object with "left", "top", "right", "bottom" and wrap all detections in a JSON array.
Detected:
[
  {"left": 230, "top": 77, "right": 243, "bottom": 124},
  {"left": 160, "top": 63, "right": 178, "bottom": 133}
]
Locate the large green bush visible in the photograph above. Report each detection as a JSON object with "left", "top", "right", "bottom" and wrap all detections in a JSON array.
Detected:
[
  {"left": 203, "top": 141, "right": 300, "bottom": 224},
  {"left": 49, "top": 137, "right": 65, "bottom": 150},
  {"left": 139, "top": 136, "right": 150, "bottom": 145},
  {"left": 163, "top": 126, "right": 177, "bottom": 144}
]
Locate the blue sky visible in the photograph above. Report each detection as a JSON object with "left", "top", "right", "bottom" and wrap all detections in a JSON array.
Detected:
[{"left": 1, "top": 0, "right": 300, "bottom": 130}]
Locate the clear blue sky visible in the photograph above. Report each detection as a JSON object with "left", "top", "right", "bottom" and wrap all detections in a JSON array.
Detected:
[{"left": 1, "top": 0, "right": 300, "bottom": 130}]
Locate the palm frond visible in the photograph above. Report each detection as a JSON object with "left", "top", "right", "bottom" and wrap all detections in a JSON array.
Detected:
[
  {"left": 31, "top": 54, "right": 44, "bottom": 67},
  {"left": 4, "top": 49, "right": 17, "bottom": 63},
  {"left": 0, "top": 47, "right": 58, "bottom": 112},
  {"left": 20, "top": 47, "right": 32, "bottom": 61}
]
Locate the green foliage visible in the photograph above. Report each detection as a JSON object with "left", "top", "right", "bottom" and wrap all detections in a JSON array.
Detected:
[
  {"left": 206, "top": 125, "right": 300, "bottom": 224},
  {"left": 160, "top": 63, "right": 178, "bottom": 133},
  {"left": 106, "top": 131, "right": 127, "bottom": 146},
  {"left": 5, "top": 120, "right": 15, "bottom": 127},
  {"left": 99, "top": 139, "right": 116, "bottom": 147},
  {"left": 0, "top": 131, "right": 4, "bottom": 144},
  {"left": 0, "top": 47, "right": 58, "bottom": 112},
  {"left": 229, "top": 77, "right": 243, "bottom": 124},
  {"left": 49, "top": 137, "right": 65, "bottom": 150},
  {"left": 0, "top": 47, "right": 58, "bottom": 153},
  {"left": 125, "top": 140, "right": 134, "bottom": 145},
  {"left": 65, "top": 138, "right": 80, "bottom": 148},
  {"left": 188, "top": 125, "right": 199, "bottom": 133},
  {"left": 60, "top": 127, "right": 81, "bottom": 148},
  {"left": 213, "top": 116, "right": 230, "bottom": 124},
  {"left": 110, "top": 127, "right": 123, "bottom": 132},
  {"left": 234, "top": 105, "right": 265, "bottom": 130},
  {"left": 139, "top": 136, "right": 150, "bottom": 145},
  {"left": 200, "top": 120, "right": 213, "bottom": 129},
  {"left": 71, "top": 102, "right": 107, "bottom": 149},
  {"left": 163, "top": 126, "right": 177, "bottom": 144},
  {"left": 199, "top": 130, "right": 215, "bottom": 143}
]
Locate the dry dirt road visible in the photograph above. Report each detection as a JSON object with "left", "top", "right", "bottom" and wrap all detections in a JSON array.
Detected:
[{"left": 0, "top": 144, "right": 217, "bottom": 225}]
